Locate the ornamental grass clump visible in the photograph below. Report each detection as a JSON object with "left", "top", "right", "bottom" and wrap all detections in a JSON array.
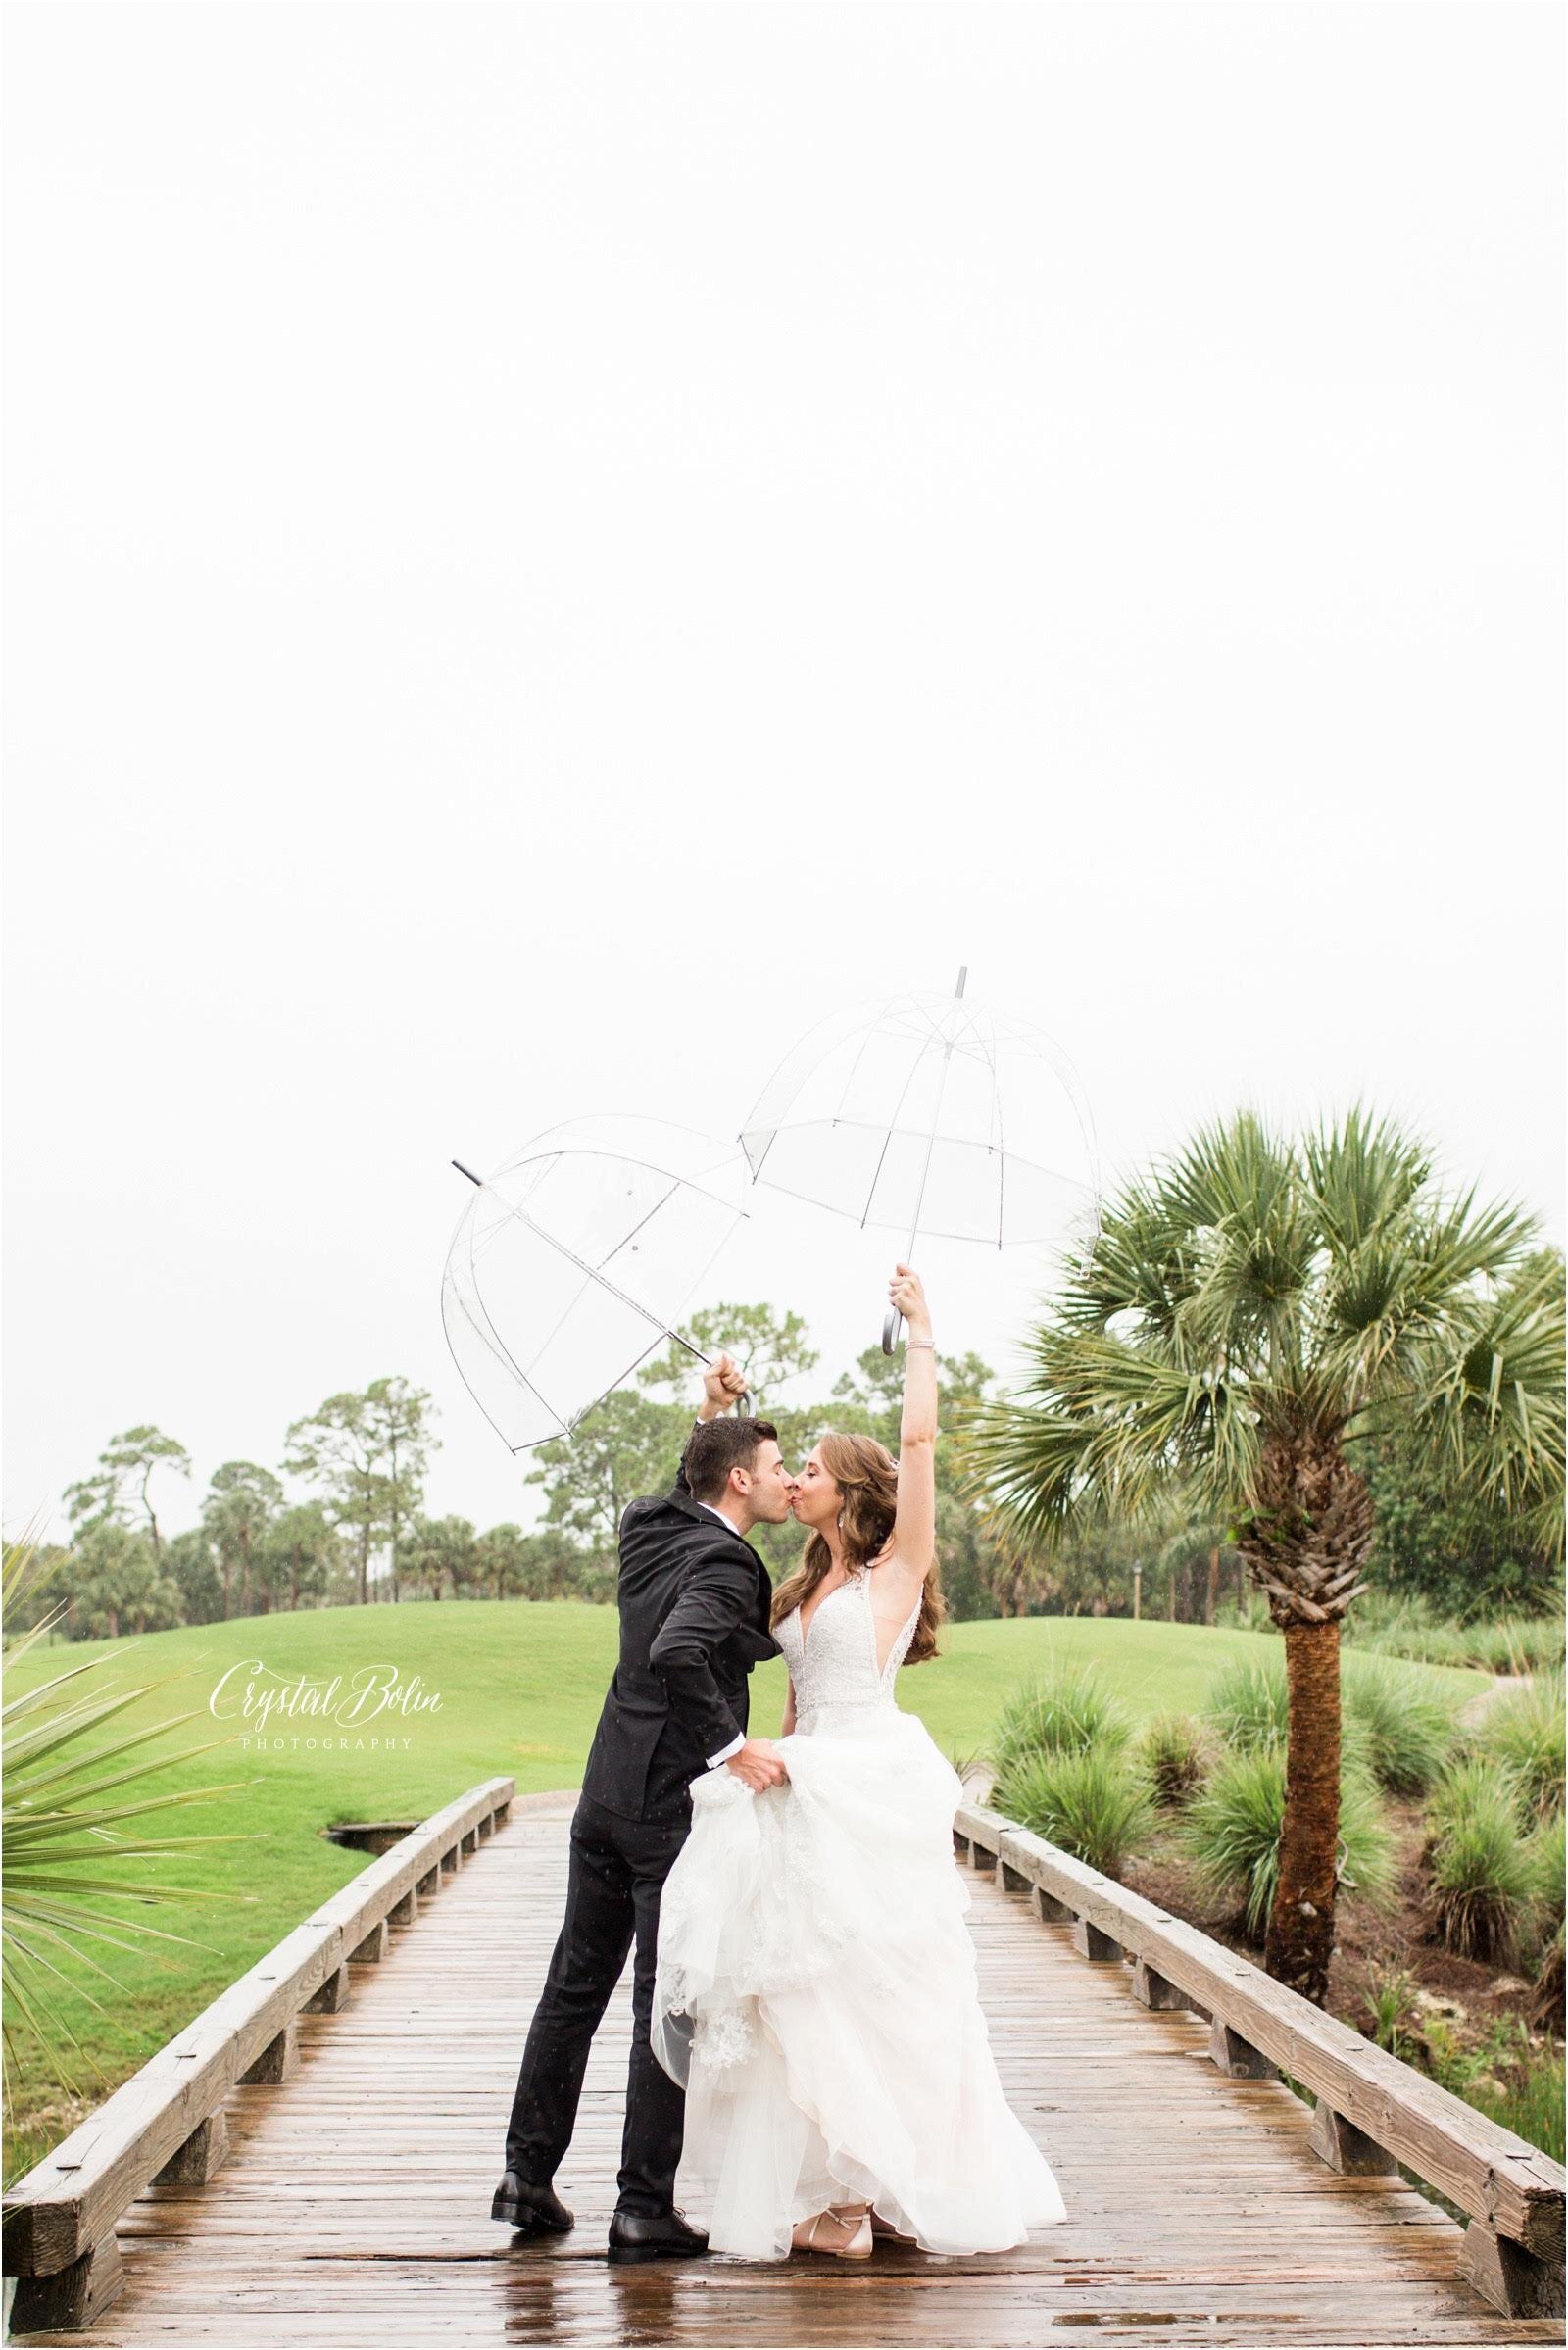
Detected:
[
  {"left": 1340, "top": 1655, "right": 1463, "bottom": 1796},
  {"left": 1523, "top": 1816, "right": 1565, "bottom": 2023},
  {"left": 1202, "top": 1656, "right": 1290, "bottom": 1752},
  {"left": 1463, "top": 1619, "right": 1566, "bottom": 1676},
  {"left": 1470, "top": 1671, "right": 1566, "bottom": 1820},
  {"left": 1425, "top": 1760, "right": 1539, "bottom": 1963},
  {"left": 993, "top": 1745, "right": 1154, "bottom": 1879},
  {"left": 1136, "top": 1711, "right": 1214, "bottom": 1808},
  {"left": 1181, "top": 1744, "right": 1396, "bottom": 1941},
  {"left": 987, "top": 1663, "right": 1134, "bottom": 1784}
]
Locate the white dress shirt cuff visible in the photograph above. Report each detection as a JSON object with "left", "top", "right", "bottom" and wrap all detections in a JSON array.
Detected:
[{"left": 706, "top": 1730, "right": 746, "bottom": 1770}]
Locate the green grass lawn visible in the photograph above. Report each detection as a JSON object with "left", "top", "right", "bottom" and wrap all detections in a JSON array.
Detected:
[{"left": 2, "top": 1600, "right": 1490, "bottom": 2183}]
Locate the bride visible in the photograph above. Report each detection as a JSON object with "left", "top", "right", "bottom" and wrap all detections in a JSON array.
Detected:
[{"left": 652, "top": 1265, "right": 1067, "bottom": 2262}]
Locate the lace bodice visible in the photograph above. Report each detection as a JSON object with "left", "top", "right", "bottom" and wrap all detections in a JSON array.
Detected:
[{"left": 774, "top": 1568, "right": 922, "bottom": 1726}]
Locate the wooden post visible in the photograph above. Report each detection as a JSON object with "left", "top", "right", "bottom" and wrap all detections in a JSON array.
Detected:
[
  {"left": 999, "top": 1862, "right": 1030, "bottom": 1894},
  {"left": 1208, "top": 2019, "right": 1277, "bottom": 2079},
  {"left": 388, "top": 1888, "right": 418, "bottom": 1927},
  {"left": 1308, "top": 2099, "right": 1396, "bottom": 2176},
  {"left": 1130, "top": 1958, "right": 1188, "bottom": 2010},
  {"left": 306, "top": 1963, "right": 352, "bottom": 2013},
  {"left": 1070, "top": 1917, "right": 1123, "bottom": 1963},
  {"left": 7, "top": 2233, "right": 124, "bottom": 2332},
  {"left": 1457, "top": 2221, "right": 1566, "bottom": 2319},
  {"left": 349, "top": 1921, "right": 389, "bottom": 1965},
  {"left": 152, "top": 2110, "right": 229, "bottom": 2188},
  {"left": 240, "top": 2019, "right": 300, "bottom": 2085},
  {"left": 1031, "top": 1885, "right": 1076, "bottom": 1925}
]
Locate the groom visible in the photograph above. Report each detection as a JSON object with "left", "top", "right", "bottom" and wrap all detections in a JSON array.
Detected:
[{"left": 491, "top": 1359, "right": 793, "bottom": 2263}]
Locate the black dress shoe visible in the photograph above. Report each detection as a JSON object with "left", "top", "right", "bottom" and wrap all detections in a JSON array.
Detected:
[
  {"left": 491, "top": 2172, "right": 574, "bottom": 2233},
  {"left": 607, "top": 2207, "right": 710, "bottom": 2264}
]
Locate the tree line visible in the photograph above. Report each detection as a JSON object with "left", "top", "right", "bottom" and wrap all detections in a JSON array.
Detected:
[{"left": 38, "top": 1276, "right": 1557, "bottom": 1644}]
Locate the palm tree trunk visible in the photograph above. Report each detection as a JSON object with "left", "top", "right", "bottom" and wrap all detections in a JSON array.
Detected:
[
  {"left": 1205, "top": 1546, "right": 1219, "bottom": 1626},
  {"left": 1264, "top": 1618, "right": 1342, "bottom": 2003}
]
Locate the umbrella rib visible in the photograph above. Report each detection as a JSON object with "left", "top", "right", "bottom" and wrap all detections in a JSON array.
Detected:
[
  {"left": 831, "top": 1022, "right": 883, "bottom": 1126},
  {"left": 963, "top": 1008, "right": 1007, "bottom": 1248},
  {"left": 484, "top": 1196, "right": 710, "bottom": 1376},
  {"left": 465, "top": 1211, "right": 579, "bottom": 1435},
  {"left": 597, "top": 1177, "right": 682, "bottom": 1273},
  {"left": 858, "top": 1025, "right": 948, "bottom": 1228},
  {"left": 443, "top": 1251, "right": 568, "bottom": 1444},
  {"left": 904, "top": 1020, "right": 964, "bottom": 1258}
]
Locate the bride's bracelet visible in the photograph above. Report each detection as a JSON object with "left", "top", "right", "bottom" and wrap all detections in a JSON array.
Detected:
[{"left": 906, "top": 1337, "right": 936, "bottom": 1350}]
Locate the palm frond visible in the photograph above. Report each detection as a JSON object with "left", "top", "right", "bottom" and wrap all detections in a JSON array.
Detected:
[
  {"left": 2, "top": 1541, "right": 267, "bottom": 2108},
  {"left": 957, "top": 1108, "right": 1561, "bottom": 1572}
]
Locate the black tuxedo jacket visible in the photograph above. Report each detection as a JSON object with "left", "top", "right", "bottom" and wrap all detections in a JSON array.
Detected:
[{"left": 579, "top": 1437, "right": 779, "bottom": 1823}]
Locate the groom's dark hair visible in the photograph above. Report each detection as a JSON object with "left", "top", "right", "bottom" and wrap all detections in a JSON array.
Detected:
[{"left": 683, "top": 1417, "right": 779, "bottom": 1504}]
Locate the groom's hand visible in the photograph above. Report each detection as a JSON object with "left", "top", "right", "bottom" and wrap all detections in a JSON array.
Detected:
[
  {"left": 726, "top": 1738, "right": 787, "bottom": 1791},
  {"left": 699, "top": 1353, "right": 749, "bottom": 1420}
]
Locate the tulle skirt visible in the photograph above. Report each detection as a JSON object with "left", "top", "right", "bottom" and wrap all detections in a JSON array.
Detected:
[{"left": 651, "top": 1698, "right": 1068, "bottom": 2261}]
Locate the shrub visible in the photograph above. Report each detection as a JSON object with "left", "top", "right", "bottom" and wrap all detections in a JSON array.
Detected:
[
  {"left": 1203, "top": 1657, "right": 1290, "bottom": 1751},
  {"left": 1426, "top": 1763, "right": 1540, "bottom": 1963},
  {"left": 1181, "top": 1745, "right": 1397, "bottom": 1939},
  {"left": 1528, "top": 1813, "right": 1566, "bottom": 1922},
  {"left": 992, "top": 1746, "right": 1154, "bottom": 1878},
  {"left": 1471, "top": 1673, "right": 1566, "bottom": 1820},
  {"left": 1359, "top": 1962, "right": 1422, "bottom": 2063},
  {"left": 988, "top": 1664, "right": 1134, "bottom": 1781},
  {"left": 1464, "top": 1620, "right": 1567, "bottom": 1677},
  {"left": 1344, "top": 1595, "right": 1564, "bottom": 1675},
  {"left": 1341, "top": 1656, "right": 1463, "bottom": 1795},
  {"left": 1137, "top": 1711, "right": 1214, "bottom": 1808},
  {"left": 1521, "top": 1815, "right": 1566, "bottom": 2010}
]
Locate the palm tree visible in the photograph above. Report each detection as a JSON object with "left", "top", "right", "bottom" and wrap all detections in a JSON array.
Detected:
[{"left": 965, "top": 1109, "right": 1564, "bottom": 2004}]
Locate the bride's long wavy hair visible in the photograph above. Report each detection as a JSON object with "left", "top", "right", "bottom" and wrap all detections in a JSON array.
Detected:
[{"left": 770, "top": 1430, "right": 945, "bottom": 1666}]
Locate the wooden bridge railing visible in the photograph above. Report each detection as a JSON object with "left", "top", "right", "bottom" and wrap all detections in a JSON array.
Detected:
[
  {"left": 955, "top": 1798, "right": 1566, "bottom": 2323},
  {"left": 2, "top": 1775, "right": 515, "bottom": 2335}
]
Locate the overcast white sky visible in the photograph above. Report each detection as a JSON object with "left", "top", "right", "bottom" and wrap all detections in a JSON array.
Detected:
[{"left": 5, "top": 2, "right": 1563, "bottom": 1549}]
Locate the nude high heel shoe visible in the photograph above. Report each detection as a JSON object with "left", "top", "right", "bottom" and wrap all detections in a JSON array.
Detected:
[{"left": 792, "top": 2202, "right": 872, "bottom": 2260}]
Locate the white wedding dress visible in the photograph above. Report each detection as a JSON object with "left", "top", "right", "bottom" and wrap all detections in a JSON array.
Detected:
[{"left": 651, "top": 1563, "right": 1068, "bottom": 2260}]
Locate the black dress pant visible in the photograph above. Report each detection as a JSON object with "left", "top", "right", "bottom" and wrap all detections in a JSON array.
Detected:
[{"left": 504, "top": 1792, "right": 691, "bottom": 2218}]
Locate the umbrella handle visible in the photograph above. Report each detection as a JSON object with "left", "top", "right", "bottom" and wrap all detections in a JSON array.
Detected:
[
  {"left": 736, "top": 1387, "right": 754, "bottom": 1418},
  {"left": 882, "top": 1306, "right": 903, "bottom": 1356}
]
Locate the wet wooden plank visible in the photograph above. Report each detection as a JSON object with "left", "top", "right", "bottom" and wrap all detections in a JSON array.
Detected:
[{"left": 10, "top": 1798, "right": 1563, "bottom": 2347}]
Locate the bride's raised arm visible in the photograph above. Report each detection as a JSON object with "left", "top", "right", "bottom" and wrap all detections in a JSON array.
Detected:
[{"left": 888, "top": 1264, "right": 938, "bottom": 1579}]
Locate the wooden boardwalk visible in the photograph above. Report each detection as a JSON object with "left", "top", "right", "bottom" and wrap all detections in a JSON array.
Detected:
[{"left": 10, "top": 1792, "right": 1563, "bottom": 2349}]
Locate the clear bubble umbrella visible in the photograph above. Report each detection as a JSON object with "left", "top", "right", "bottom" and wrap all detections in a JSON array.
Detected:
[
  {"left": 442, "top": 1115, "right": 752, "bottom": 1454},
  {"left": 740, "top": 970, "right": 1100, "bottom": 1349}
]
